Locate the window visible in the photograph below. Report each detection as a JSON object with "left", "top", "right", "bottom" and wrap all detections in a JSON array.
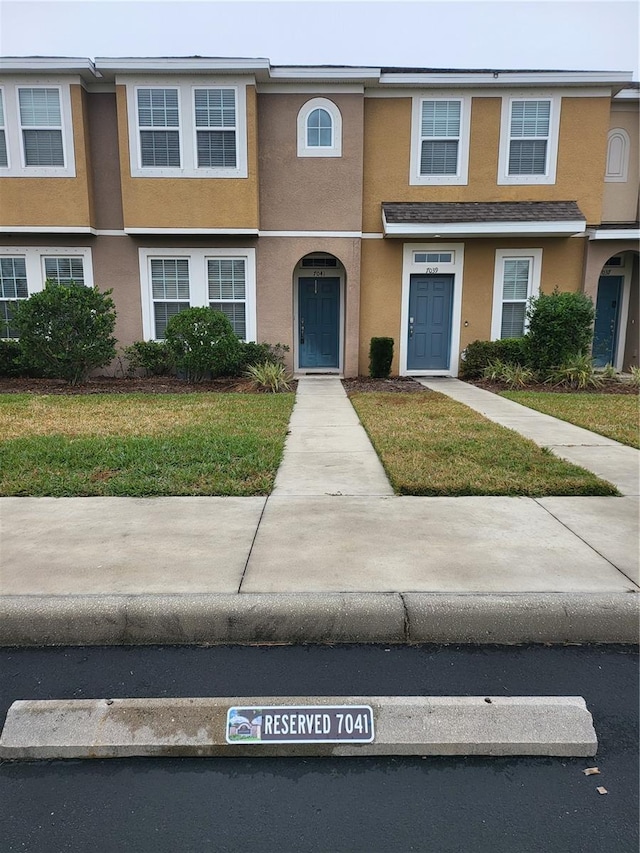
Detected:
[
  {"left": 414, "top": 252, "right": 453, "bottom": 264},
  {"left": 0, "top": 257, "right": 28, "bottom": 338},
  {"left": 420, "top": 101, "right": 460, "bottom": 176},
  {"left": 0, "top": 90, "right": 7, "bottom": 168},
  {"left": 126, "top": 79, "right": 247, "bottom": 177},
  {"left": 137, "top": 88, "right": 181, "bottom": 168},
  {"left": 498, "top": 95, "right": 560, "bottom": 185},
  {"left": 605, "top": 129, "right": 630, "bottom": 182},
  {"left": 297, "top": 98, "right": 342, "bottom": 157},
  {"left": 0, "top": 81, "right": 75, "bottom": 177},
  {"left": 19, "top": 87, "right": 65, "bottom": 167},
  {"left": 208, "top": 259, "right": 246, "bottom": 339},
  {"left": 491, "top": 249, "right": 542, "bottom": 340},
  {"left": 195, "top": 88, "right": 237, "bottom": 168},
  {"left": 0, "top": 248, "right": 93, "bottom": 338},
  {"left": 139, "top": 248, "right": 256, "bottom": 341},
  {"left": 410, "top": 94, "right": 470, "bottom": 185}
]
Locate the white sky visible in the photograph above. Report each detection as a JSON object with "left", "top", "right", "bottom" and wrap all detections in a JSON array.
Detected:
[{"left": 1, "top": 0, "right": 638, "bottom": 78}]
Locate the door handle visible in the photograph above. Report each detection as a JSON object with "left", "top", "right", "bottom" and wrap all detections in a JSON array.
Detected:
[
  {"left": 300, "top": 318, "right": 305, "bottom": 345},
  {"left": 409, "top": 325, "right": 414, "bottom": 338}
]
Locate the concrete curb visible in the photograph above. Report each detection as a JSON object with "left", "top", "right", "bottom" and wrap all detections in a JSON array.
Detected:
[
  {"left": 0, "top": 695, "right": 597, "bottom": 759},
  {"left": 0, "top": 592, "right": 637, "bottom": 646}
]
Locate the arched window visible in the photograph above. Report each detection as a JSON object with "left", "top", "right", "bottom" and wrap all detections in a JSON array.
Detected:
[
  {"left": 605, "top": 128, "right": 630, "bottom": 182},
  {"left": 297, "top": 98, "right": 342, "bottom": 157}
]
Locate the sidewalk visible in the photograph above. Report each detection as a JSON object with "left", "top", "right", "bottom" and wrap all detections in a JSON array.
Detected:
[{"left": 1, "top": 377, "right": 638, "bottom": 646}]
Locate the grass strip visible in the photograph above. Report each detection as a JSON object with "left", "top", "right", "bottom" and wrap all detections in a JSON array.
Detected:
[
  {"left": 0, "top": 393, "right": 294, "bottom": 496},
  {"left": 501, "top": 391, "right": 639, "bottom": 449},
  {"left": 349, "top": 390, "right": 618, "bottom": 496}
]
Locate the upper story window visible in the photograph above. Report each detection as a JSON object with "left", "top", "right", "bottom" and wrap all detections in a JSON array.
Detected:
[
  {"left": 410, "top": 94, "right": 470, "bottom": 185},
  {"left": 605, "top": 128, "right": 630, "bottom": 182},
  {"left": 0, "top": 90, "right": 7, "bottom": 168},
  {"left": 297, "top": 98, "right": 342, "bottom": 158},
  {"left": 498, "top": 95, "right": 560, "bottom": 185},
  {"left": 0, "top": 247, "right": 93, "bottom": 338},
  {"left": 126, "top": 78, "right": 248, "bottom": 178},
  {"left": 0, "top": 80, "right": 76, "bottom": 177}
]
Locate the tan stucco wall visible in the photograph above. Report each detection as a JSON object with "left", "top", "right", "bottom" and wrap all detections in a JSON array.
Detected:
[
  {"left": 602, "top": 102, "right": 640, "bottom": 223},
  {"left": 116, "top": 85, "right": 260, "bottom": 230},
  {"left": 87, "top": 92, "right": 124, "bottom": 230},
  {"left": 0, "top": 84, "right": 93, "bottom": 228},
  {"left": 258, "top": 93, "right": 364, "bottom": 231},
  {"left": 359, "top": 236, "right": 587, "bottom": 375},
  {"left": 623, "top": 255, "right": 638, "bottom": 370},
  {"left": 362, "top": 95, "right": 610, "bottom": 232},
  {"left": 256, "top": 237, "right": 361, "bottom": 376}
]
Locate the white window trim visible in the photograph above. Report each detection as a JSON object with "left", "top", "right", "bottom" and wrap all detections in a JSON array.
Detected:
[
  {"left": 297, "top": 98, "right": 342, "bottom": 158},
  {"left": 125, "top": 77, "right": 248, "bottom": 178},
  {"left": 135, "top": 85, "right": 183, "bottom": 172},
  {"left": 0, "top": 79, "right": 76, "bottom": 177},
  {"left": 138, "top": 247, "right": 256, "bottom": 341},
  {"left": 0, "top": 86, "right": 8, "bottom": 170},
  {"left": 497, "top": 94, "right": 560, "bottom": 186},
  {"left": 409, "top": 94, "right": 470, "bottom": 186},
  {"left": 605, "top": 128, "right": 630, "bottom": 182},
  {"left": 399, "top": 242, "right": 464, "bottom": 376},
  {"left": 491, "top": 248, "right": 542, "bottom": 340}
]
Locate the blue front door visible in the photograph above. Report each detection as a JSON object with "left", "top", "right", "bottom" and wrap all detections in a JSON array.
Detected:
[
  {"left": 298, "top": 277, "right": 340, "bottom": 368},
  {"left": 593, "top": 276, "right": 623, "bottom": 367},
  {"left": 407, "top": 274, "right": 454, "bottom": 370}
]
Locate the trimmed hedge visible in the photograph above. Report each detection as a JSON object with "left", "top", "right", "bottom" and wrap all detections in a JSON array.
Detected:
[
  {"left": 369, "top": 337, "right": 394, "bottom": 378},
  {"left": 460, "top": 338, "right": 529, "bottom": 378}
]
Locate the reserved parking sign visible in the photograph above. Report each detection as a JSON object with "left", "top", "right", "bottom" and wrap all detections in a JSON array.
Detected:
[{"left": 226, "top": 704, "right": 375, "bottom": 744}]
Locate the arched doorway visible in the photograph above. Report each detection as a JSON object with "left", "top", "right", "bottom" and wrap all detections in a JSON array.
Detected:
[
  {"left": 293, "top": 252, "right": 345, "bottom": 373},
  {"left": 593, "top": 252, "right": 636, "bottom": 368}
]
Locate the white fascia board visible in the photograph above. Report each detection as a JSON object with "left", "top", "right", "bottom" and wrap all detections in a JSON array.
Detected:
[
  {"left": 383, "top": 220, "right": 586, "bottom": 237},
  {"left": 259, "top": 230, "right": 361, "bottom": 238},
  {"left": 613, "top": 88, "right": 640, "bottom": 100},
  {"left": 378, "top": 71, "right": 633, "bottom": 87},
  {"left": 124, "top": 227, "right": 259, "bottom": 236},
  {"left": 268, "top": 67, "right": 380, "bottom": 82},
  {"left": 0, "top": 57, "right": 100, "bottom": 80},
  {"left": 591, "top": 228, "right": 640, "bottom": 240},
  {"left": 0, "top": 226, "right": 97, "bottom": 234},
  {"left": 257, "top": 83, "right": 364, "bottom": 94},
  {"left": 96, "top": 57, "right": 269, "bottom": 74}
]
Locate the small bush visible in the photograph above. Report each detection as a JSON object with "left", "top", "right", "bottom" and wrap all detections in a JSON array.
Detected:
[
  {"left": 369, "top": 337, "right": 394, "bottom": 378},
  {"left": 597, "top": 363, "right": 618, "bottom": 380},
  {"left": 13, "top": 280, "right": 117, "bottom": 385},
  {"left": 237, "top": 341, "right": 290, "bottom": 372},
  {"left": 629, "top": 365, "right": 640, "bottom": 388},
  {"left": 460, "top": 338, "right": 529, "bottom": 378},
  {"left": 124, "top": 340, "right": 174, "bottom": 376},
  {"left": 245, "top": 361, "right": 293, "bottom": 392},
  {"left": 526, "top": 289, "right": 595, "bottom": 372},
  {"left": 164, "top": 307, "right": 242, "bottom": 382},
  {"left": 483, "top": 359, "right": 536, "bottom": 388},
  {"left": 0, "top": 339, "right": 26, "bottom": 377},
  {"left": 545, "top": 353, "right": 603, "bottom": 389}
]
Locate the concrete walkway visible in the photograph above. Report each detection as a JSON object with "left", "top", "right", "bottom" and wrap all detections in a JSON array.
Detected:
[{"left": 1, "top": 376, "right": 638, "bottom": 646}]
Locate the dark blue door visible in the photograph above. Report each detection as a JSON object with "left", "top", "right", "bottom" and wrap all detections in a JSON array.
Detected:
[
  {"left": 407, "top": 274, "right": 454, "bottom": 370},
  {"left": 593, "top": 276, "right": 622, "bottom": 367},
  {"left": 298, "top": 277, "right": 340, "bottom": 368}
]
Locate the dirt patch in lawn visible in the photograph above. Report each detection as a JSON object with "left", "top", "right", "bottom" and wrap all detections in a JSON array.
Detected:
[
  {"left": 467, "top": 378, "right": 638, "bottom": 396},
  {"left": 0, "top": 376, "right": 297, "bottom": 395},
  {"left": 342, "top": 376, "right": 428, "bottom": 394}
]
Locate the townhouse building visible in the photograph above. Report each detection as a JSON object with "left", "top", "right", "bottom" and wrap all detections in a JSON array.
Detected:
[{"left": 0, "top": 57, "right": 637, "bottom": 376}]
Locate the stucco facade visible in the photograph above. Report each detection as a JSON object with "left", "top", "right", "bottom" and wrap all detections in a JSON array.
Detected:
[{"left": 0, "top": 58, "right": 637, "bottom": 375}]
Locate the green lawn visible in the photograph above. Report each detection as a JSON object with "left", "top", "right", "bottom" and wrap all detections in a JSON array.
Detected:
[
  {"left": 501, "top": 391, "right": 639, "bottom": 449},
  {"left": 0, "top": 393, "right": 295, "bottom": 496},
  {"left": 349, "top": 390, "right": 618, "bottom": 496}
]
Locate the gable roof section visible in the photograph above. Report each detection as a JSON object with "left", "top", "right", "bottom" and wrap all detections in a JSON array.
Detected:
[{"left": 382, "top": 201, "right": 586, "bottom": 237}]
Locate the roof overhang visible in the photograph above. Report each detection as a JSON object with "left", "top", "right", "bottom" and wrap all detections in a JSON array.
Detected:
[
  {"left": 589, "top": 228, "right": 640, "bottom": 241},
  {"left": 382, "top": 202, "right": 586, "bottom": 238},
  {"left": 0, "top": 57, "right": 101, "bottom": 82},
  {"left": 123, "top": 227, "right": 259, "bottom": 236}
]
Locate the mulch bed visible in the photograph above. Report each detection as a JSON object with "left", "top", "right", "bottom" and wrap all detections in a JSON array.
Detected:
[
  {"left": 342, "top": 376, "right": 429, "bottom": 394},
  {"left": 0, "top": 376, "right": 296, "bottom": 395}
]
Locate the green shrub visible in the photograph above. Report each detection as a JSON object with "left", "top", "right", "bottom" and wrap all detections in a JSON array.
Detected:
[
  {"left": 124, "top": 340, "right": 174, "bottom": 376},
  {"left": 164, "top": 307, "right": 242, "bottom": 382},
  {"left": 13, "top": 280, "right": 117, "bottom": 385},
  {"left": 245, "top": 361, "right": 293, "bottom": 392},
  {"left": 483, "top": 359, "right": 536, "bottom": 388},
  {"left": 526, "top": 289, "right": 595, "bottom": 372},
  {"left": 545, "top": 353, "right": 603, "bottom": 389},
  {"left": 237, "top": 341, "right": 290, "bottom": 372},
  {"left": 0, "top": 339, "right": 26, "bottom": 377},
  {"left": 629, "top": 365, "right": 640, "bottom": 388},
  {"left": 369, "top": 337, "right": 394, "bottom": 378},
  {"left": 460, "top": 338, "right": 529, "bottom": 378}
]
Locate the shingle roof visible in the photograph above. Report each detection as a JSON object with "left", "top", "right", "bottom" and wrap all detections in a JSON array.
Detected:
[{"left": 382, "top": 201, "right": 585, "bottom": 224}]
